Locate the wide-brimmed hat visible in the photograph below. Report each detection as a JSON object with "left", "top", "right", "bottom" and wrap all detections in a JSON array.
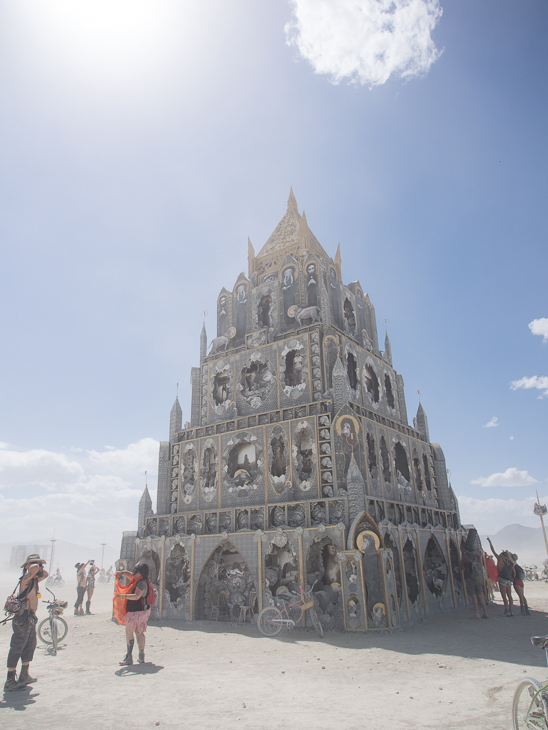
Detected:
[
  {"left": 21, "top": 553, "right": 46, "bottom": 568},
  {"left": 510, "top": 553, "right": 518, "bottom": 563}
]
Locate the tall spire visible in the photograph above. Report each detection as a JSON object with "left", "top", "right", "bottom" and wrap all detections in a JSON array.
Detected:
[
  {"left": 200, "top": 321, "right": 207, "bottom": 363},
  {"left": 169, "top": 395, "right": 182, "bottom": 443},
  {"left": 248, "top": 237, "right": 256, "bottom": 277},
  {"left": 138, "top": 482, "right": 153, "bottom": 538},
  {"left": 415, "top": 402, "right": 430, "bottom": 442},
  {"left": 287, "top": 187, "right": 298, "bottom": 213},
  {"left": 384, "top": 331, "right": 392, "bottom": 365}
]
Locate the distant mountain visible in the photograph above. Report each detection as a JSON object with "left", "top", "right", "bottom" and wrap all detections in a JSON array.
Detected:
[
  {"left": 480, "top": 524, "right": 548, "bottom": 567},
  {"left": 0, "top": 539, "right": 119, "bottom": 574}
]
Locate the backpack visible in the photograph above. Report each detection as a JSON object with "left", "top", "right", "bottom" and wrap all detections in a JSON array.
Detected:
[
  {"left": 514, "top": 563, "right": 525, "bottom": 581},
  {"left": 469, "top": 556, "right": 483, "bottom": 582},
  {"left": 499, "top": 561, "right": 513, "bottom": 581},
  {"left": 144, "top": 580, "right": 157, "bottom": 609}
]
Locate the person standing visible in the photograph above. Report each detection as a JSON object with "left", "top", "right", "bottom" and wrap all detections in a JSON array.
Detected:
[
  {"left": 85, "top": 561, "right": 100, "bottom": 615},
  {"left": 5, "top": 553, "right": 48, "bottom": 691},
  {"left": 459, "top": 547, "right": 489, "bottom": 619},
  {"left": 484, "top": 553, "right": 499, "bottom": 601},
  {"left": 74, "top": 561, "right": 90, "bottom": 616},
  {"left": 510, "top": 553, "right": 530, "bottom": 615},
  {"left": 487, "top": 537, "right": 515, "bottom": 616},
  {"left": 114, "top": 563, "right": 152, "bottom": 666}
]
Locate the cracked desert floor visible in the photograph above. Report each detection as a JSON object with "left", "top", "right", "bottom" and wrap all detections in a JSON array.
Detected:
[{"left": 1, "top": 577, "right": 548, "bottom": 729}]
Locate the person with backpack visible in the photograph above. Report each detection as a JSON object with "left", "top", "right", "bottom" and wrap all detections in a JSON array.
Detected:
[
  {"left": 459, "top": 547, "right": 489, "bottom": 619},
  {"left": 5, "top": 553, "right": 48, "bottom": 691},
  {"left": 509, "top": 553, "right": 530, "bottom": 615},
  {"left": 486, "top": 537, "right": 515, "bottom": 616},
  {"left": 114, "top": 563, "right": 156, "bottom": 666}
]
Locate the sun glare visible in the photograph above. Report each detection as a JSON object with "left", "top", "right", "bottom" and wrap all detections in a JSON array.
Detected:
[{"left": 15, "top": 1, "right": 198, "bottom": 90}]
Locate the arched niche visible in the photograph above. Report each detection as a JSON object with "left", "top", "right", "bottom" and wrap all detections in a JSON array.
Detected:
[
  {"left": 196, "top": 540, "right": 256, "bottom": 621},
  {"left": 200, "top": 439, "right": 218, "bottom": 503},
  {"left": 347, "top": 511, "right": 384, "bottom": 551},
  {"left": 136, "top": 549, "right": 161, "bottom": 586},
  {"left": 268, "top": 425, "right": 290, "bottom": 495},
  {"left": 237, "top": 351, "right": 276, "bottom": 409},
  {"left": 264, "top": 536, "right": 299, "bottom": 598},
  {"left": 164, "top": 543, "right": 191, "bottom": 604},
  {"left": 383, "top": 532, "right": 403, "bottom": 607},
  {"left": 180, "top": 443, "right": 198, "bottom": 505},
  {"left": 306, "top": 536, "right": 343, "bottom": 628},
  {"left": 402, "top": 539, "right": 420, "bottom": 606},
  {"left": 423, "top": 535, "right": 448, "bottom": 598}
]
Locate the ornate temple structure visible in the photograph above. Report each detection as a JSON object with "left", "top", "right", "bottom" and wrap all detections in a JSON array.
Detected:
[{"left": 119, "top": 191, "right": 473, "bottom": 631}]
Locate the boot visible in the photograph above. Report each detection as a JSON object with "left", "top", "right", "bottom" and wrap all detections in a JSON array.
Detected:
[
  {"left": 18, "top": 666, "right": 37, "bottom": 684},
  {"left": 78, "top": 607, "right": 85, "bottom": 616},
  {"left": 4, "top": 672, "right": 25, "bottom": 692},
  {"left": 520, "top": 605, "right": 526, "bottom": 615},
  {"left": 85, "top": 601, "right": 92, "bottom": 615},
  {"left": 74, "top": 607, "right": 79, "bottom": 616},
  {"left": 119, "top": 639, "right": 134, "bottom": 666},
  {"left": 138, "top": 651, "right": 145, "bottom": 664},
  {"left": 525, "top": 605, "right": 531, "bottom": 615}
]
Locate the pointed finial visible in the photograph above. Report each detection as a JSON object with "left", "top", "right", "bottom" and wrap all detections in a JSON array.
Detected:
[
  {"left": 145, "top": 470, "right": 148, "bottom": 488},
  {"left": 334, "top": 243, "right": 342, "bottom": 267},
  {"left": 248, "top": 237, "right": 255, "bottom": 257},
  {"left": 417, "top": 389, "right": 421, "bottom": 403},
  {"left": 287, "top": 187, "right": 298, "bottom": 213},
  {"left": 176, "top": 382, "right": 179, "bottom": 398}
]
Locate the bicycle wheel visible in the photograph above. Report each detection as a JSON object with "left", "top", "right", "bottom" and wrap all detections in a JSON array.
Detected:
[
  {"left": 51, "top": 619, "right": 58, "bottom": 655},
  {"left": 512, "top": 678, "right": 548, "bottom": 729},
  {"left": 38, "top": 617, "right": 68, "bottom": 645},
  {"left": 258, "top": 607, "right": 283, "bottom": 637},
  {"left": 309, "top": 607, "right": 324, "bottom": 638}
]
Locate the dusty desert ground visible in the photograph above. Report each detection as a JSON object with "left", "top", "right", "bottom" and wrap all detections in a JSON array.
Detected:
[{"left": 1, "top": 576, "right": 548, "bottom": 730}]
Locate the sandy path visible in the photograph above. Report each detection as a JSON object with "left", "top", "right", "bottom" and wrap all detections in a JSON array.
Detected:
[{"left": 1, "top": 578, "right": 548, "bottom": 729}]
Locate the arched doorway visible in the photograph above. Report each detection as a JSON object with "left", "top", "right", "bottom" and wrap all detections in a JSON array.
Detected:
[
  {"left": 423, "top": 535, "right": 448, "bottom": 599},
  {"left": 136, "top": 549, "right": 160, "bottom": 586},
  {"left": 164, "top": 544, "right": 191, "bottom": 606},
  {"left": 383, "top": 533, "right": 403, "bottom": 607},
  {"left": 402, "top": 539, "right": 420, "bottom": 607},
  {"left": 196, "top": 541, "right": 256, "bottom": 621},
  {"left": 306, "top": 536, "right": 343, "bottom": 629}
]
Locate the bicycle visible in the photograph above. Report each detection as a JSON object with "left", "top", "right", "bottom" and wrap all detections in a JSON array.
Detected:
[
  {"left": 37, "top": 587, "right": 68, "bottom": 656},
  {"left": 512, "top": 634, "right": 548, "bottom": 729},
  {"left": 258, "top": 583, "right": 324, "bottom": 638}
]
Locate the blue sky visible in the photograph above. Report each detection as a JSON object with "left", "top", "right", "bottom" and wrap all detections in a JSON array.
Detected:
[{"left": 1, "top": 0, "right": 547, "bottom": 547}]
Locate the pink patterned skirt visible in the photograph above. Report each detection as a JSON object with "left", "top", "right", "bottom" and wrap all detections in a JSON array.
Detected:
[{"left": 122, "top": 608, "right": 151, "bottom": 632}]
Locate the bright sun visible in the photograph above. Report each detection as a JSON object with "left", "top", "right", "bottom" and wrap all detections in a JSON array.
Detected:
[{"left": 15, "top": 1, "right": 197, "bottom": 89}]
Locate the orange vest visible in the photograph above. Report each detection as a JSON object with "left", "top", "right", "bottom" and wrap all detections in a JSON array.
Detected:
[{"left": 112, "top": 574, "right": 141, "bottom": 625}]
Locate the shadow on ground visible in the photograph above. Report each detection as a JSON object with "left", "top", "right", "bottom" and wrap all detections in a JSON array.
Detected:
[
  {"left": 0, "top": 687, "right": 38, "bottom": 712},
  {"left": 153, "top": 604, "right": 548, "bottom": 669},
  {"left": 115, "top": 663, "right": 164, "bottom": 677}
]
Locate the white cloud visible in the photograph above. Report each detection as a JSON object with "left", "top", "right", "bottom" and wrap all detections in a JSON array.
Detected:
[
  {"left": 285, "top": 0, "right": 443, "bottom": 87},
  {"left": 483, "top": 416, "right": 498, "bottom": 428},
  {"left": 0, "top": 439, "right": 159, "bottom": 546},
  {"left": 458, "top": 494, "right": 545, "bottom": 535},
  {"left": 529, "top": 318, "right": 548, "bottom": 343},
  {"left": 510, "top": 375, "right": 548, "bottom": 398},
  {"left": 471, "top": 467, "right": 538, "bottom": 488}
]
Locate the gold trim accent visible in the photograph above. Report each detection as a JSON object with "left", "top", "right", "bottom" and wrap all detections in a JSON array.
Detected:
[
  {"left": 257, "top": 533, "right": 263, "bottom": 613},
  {"left": 189, "top": 537, "right": 196, "bottom": 620},
  {"left": 159, "top": 538, "right": 166, "bottom": 619},
  {"left": 397, "top": 529, "right": 411, "bottom": 622},
  {"left": 444, "top": 530, "right": 457, "bottom": 608}
]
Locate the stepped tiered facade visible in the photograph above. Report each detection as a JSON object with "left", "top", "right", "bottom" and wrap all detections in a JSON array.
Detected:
[{"left": 119, "top": 191, "right": 473, "bottom": 631}]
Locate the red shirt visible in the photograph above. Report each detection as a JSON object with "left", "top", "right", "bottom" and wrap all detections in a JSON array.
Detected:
[{"left": 485, "top": 556, "right": 498, "bottom": 581}]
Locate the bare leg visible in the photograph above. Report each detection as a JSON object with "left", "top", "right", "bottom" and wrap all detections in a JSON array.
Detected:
[
  {"left": 478, "top": 593, "right": 489, "bottom": 617},
  {"left": 471, "top": 595, "right": 481, "bottom": 619}
]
